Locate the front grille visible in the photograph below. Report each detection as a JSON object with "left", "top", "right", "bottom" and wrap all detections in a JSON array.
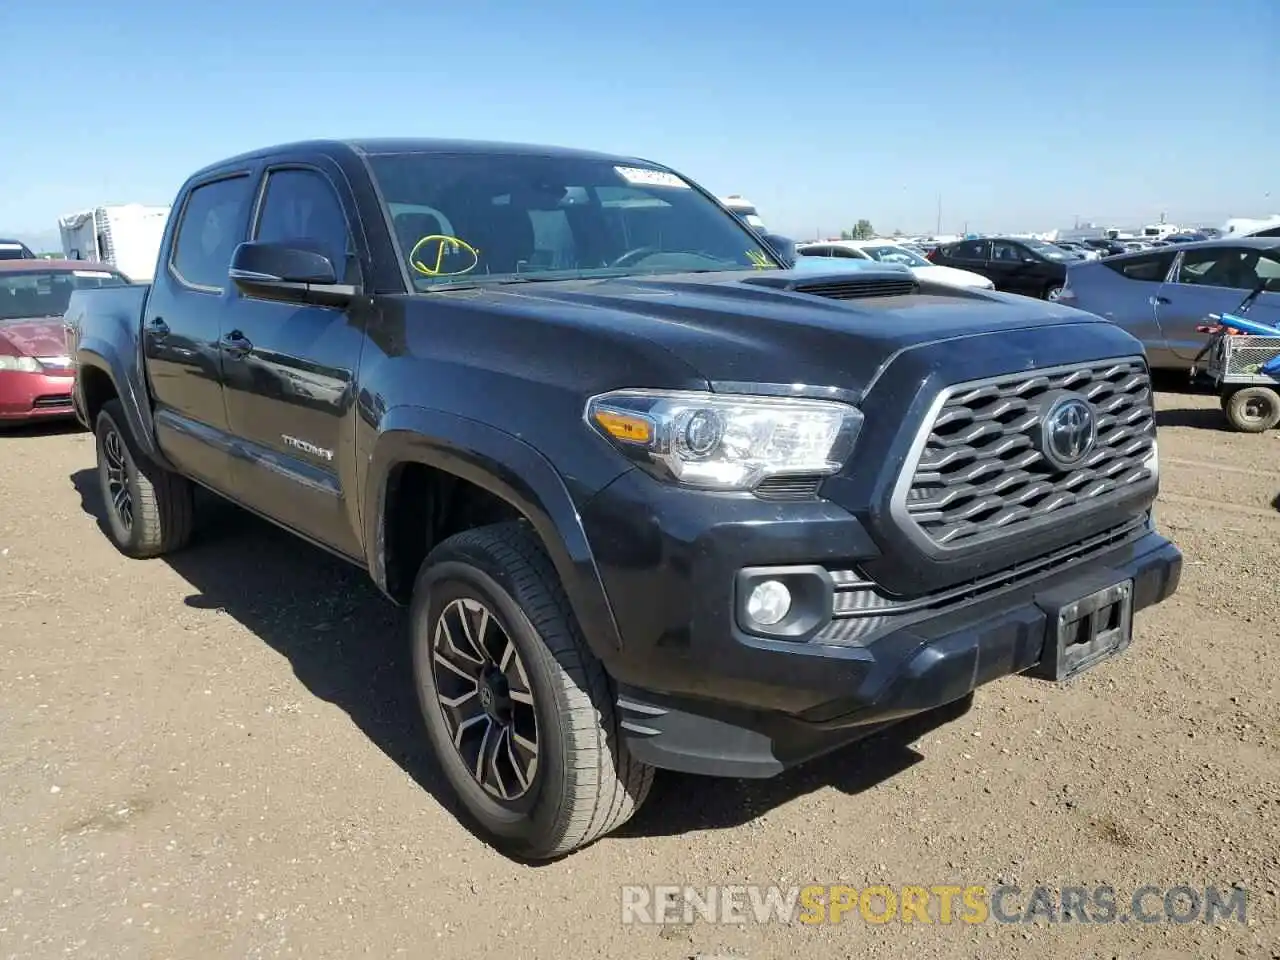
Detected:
[
  {"left": 754, "top": 475, "right": 824, "bottom": 501},
  {"left": 899, "top": 357, "right": 1156, "bottom": 549},
  {"left": 32, "top": 395, "right": 73, "bottom": 409},
  {"left": 792, "top": 277, "right": 918, "bottom": 300}
]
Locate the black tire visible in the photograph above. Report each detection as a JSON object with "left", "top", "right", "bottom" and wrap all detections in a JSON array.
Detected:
[
  {"left": 1223, "top": 386, "right": 1280, "bottom": 433},
  {"left": 94, "top": 399, "right": 194, "bottom": 558},
  {"left": 1044, "top": 282, "right": 1064, "bottom": 301},
  {"left": 410, "top": 521, "right": 653, "bottom": 859}
]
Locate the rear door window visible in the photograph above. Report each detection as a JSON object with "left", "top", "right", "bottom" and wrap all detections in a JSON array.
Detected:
[
  {"left": 1103, "top": 251, "right": 1177, "bottom": 282},
  {"left": 950, "top": 240, "right": 989, "bottom": 260},
  {"left": 170, "top": 175, "right": 254, "bottom": 291}
]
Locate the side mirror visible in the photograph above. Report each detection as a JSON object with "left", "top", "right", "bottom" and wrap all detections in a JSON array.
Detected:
[
  {"left": 229, "top": 241, "right": 358, "bottom": 307},
  {"left": 761, "top": 233, "right": 797, "bottom": 267}
]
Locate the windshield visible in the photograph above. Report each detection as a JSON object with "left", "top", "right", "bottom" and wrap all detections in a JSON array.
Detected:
[
  {"left": 860, "top": 244, "right": 929, "bottom": 267},
  {"left": 0, "top": 268, "right": 130, "bottom": 321},
  {"left": 366, "top": 152, "right": 781, "bottom": 288}
]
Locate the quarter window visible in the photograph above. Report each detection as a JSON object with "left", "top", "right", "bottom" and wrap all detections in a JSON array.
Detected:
[{"left": 170, "top": 175, "right": 253, "bottom": 291}]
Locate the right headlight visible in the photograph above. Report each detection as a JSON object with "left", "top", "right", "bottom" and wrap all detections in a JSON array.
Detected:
[
  {"left": 0, "top": 355, "right": 42, "bottom": 373},
  {"left": 585, "top": 389, "right": 862, "bottom": 491}
]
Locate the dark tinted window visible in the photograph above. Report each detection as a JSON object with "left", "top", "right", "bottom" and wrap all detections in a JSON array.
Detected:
[
  {"left": 991, "top": 240, "right": 1024, "bottom": 261},
  {"left": 253, "top": 168, "right": 352, "bottom": 278},
  {"left": 367, "top": 152, "right": 778, "bottom": 287},
  {"left": 0, "top": 240, "right": 35, "bottom": 261},
  {"left": 1102, "top": 250, "right": 1176, "bottom": 282},
  {"left": 0, "top": 268, "right": 129, "bottom": 320},
  {"left": 950, "top": 240, "right": 988, "bottom": 259},
  {"left": 1254, "top": 226, "right": 1280, "bottom": 238},
  {"left": 170, "top": 175, "right": 253, "bottom": 290}
]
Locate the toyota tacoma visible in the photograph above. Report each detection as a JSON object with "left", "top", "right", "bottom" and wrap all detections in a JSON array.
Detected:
[{"left": 65, "top": 138, "right": 1181, "bottom": 859}]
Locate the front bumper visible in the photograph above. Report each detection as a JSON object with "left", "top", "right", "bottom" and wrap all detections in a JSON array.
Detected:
[
  {"left": 581, "top": 471, "right": 1180, "bottom": 779},
  {"left": 0, "top": 370, "right": 77, "bottom": 422}
]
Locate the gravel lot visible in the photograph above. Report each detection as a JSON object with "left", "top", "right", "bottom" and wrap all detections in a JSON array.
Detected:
[{"left": 1, "top": 387, "right": 1277, "bottom": 959}]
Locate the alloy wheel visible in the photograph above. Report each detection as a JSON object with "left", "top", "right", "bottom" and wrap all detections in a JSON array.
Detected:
[
  {"left": 431, "top": 597, "right": 539, "bottom": 801},
  {"left": 102, "top": 427, "right": 133, "bottom": 534}
]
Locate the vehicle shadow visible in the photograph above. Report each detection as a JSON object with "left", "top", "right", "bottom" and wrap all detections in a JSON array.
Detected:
[
  {"left": 69, "top": 468, "right": 968, "bottom": 857},
  {"left": 0, "top": 419, "right": 85, "bottom": 439},
  {"left": 1154, "top": 407, "right": 1230, "bottom": 431}
]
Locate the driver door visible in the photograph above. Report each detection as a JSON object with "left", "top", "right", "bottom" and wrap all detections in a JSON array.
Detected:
[{"left": 1154, "top": 246, "right": 1280, "bottom": 362}]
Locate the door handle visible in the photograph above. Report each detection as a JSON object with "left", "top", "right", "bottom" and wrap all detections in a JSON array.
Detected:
[
  {"left": 148, "top": 316, "right": 170, "bottom": 337},
  {"left": 219, "top": 330, "right": 253, "bottom": 359}
]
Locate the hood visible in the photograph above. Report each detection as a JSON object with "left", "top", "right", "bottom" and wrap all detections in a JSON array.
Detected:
[
  {"left": 0, "top": 317, "right": 70, "bottom": 359},
  {"left": 913, "top": 264, "right": 993, "bottom": 288},
  {"left": 447, "top": 268, "right": 1117, "bottom": 400}
]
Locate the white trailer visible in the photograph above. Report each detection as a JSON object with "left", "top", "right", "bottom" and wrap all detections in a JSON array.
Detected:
[{"left": 57, "top": 204, "right": 170, "bottom": 282}]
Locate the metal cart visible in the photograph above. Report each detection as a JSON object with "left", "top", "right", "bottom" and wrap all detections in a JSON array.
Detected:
[{"left": 1202, "top": 331, "right": 1280, "bottom": 432}]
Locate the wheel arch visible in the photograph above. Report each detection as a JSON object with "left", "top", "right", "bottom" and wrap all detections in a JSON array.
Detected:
[{"left": 366, "top": 405, "right": 625, "bottom": 658}]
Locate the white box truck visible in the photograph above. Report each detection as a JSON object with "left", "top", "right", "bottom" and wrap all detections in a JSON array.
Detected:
[{"left": 58, "top": 204, "right": 170, "bottom": 282}]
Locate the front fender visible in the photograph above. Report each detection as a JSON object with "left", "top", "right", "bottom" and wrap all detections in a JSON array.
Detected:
[{"left": 365, "top": 405, "right": 625, "bottom": 658}]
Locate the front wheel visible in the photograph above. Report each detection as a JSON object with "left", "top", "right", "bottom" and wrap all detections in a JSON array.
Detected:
[
  {"left": 94, "top": 399, "right": 194, "bottom": 557},
  {"left": 1044, "top": 283, "right": 1064, "bottom": 301},
  {"left": 1223, "top": 386, "right": 1280, "bottom": 433},
  {"left": 410, "top": 522, "right": 653, "bottom": 859}
]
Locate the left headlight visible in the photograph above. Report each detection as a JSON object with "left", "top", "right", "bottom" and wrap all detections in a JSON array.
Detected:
[
  {"left": 0, "top": 355, "right": 42, "bottom": 373},
  {"left": 585, "top": 389, "right": 862, "bottom": 491}
]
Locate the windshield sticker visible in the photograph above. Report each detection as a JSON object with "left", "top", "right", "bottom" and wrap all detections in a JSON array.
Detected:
[
  {"left": 409, "top": 235, "right": 480, "bottom": 278},
  {"left": 745, "top": 250, "right": 774, "bottom": 270},
  {"left": 614, "top": 166, "right": 690, "bottom": 189},
  {"left": 72, "top": 270, "right": 114, "bottom": 278}
]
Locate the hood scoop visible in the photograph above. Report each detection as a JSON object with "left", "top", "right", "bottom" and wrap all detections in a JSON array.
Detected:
[{"left": 739, "top": 269, "right": 919, "bottom": 301}]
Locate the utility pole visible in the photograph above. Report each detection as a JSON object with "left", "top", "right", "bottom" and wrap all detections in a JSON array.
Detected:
[{"left": 935, "top": 194, "right": 942, "bottom": 236}]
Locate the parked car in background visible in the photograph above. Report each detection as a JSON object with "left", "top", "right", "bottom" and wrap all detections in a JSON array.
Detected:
[
  {"left": 1058, "top": 237, "right": 1280, "bottom": 371},
  {"left": 797, "top": 239, "right": 994, "bottom": 289},
  {"left": 1, "top": 259, "right": 131, "bottom": 425},
  {"left": 1081, "top": 238, "right": 1129, "bottom": 257},
  {"left": 1, "top": 239, "right": 37, "bottom": 261},
  {"left": 1051, "top": 240, "right": 1098, "bottom": 261},
  {"left": 927, "top": 236, "right": 1074, "bottom": 300}
]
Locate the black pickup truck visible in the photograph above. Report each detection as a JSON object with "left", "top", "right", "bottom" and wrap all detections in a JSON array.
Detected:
[{"left": 66, "top": 138, "right": 1181, "bottom": 859}]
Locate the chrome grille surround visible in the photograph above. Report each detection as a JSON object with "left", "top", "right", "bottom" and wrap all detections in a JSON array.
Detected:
[{"left": 889, "top": 356, "right": 1157, "bottom": 553}]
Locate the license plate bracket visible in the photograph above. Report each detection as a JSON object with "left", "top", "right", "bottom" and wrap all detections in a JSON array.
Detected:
[{"left": 1028, "top": 580, "right": 1134, "bottom": 682}]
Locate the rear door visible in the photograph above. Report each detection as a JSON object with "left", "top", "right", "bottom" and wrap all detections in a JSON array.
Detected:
[
  {"left": 1155, "top": 245, "right": 1280, "bottom": 362},
  {"left": 1069, "top": 250, "right": 1178, "bottom": 366},
  {"left": 219, "top": 160, "right": 369, "bottom": 558},
  {"left": 941, "top": 239, "right": 993, "bottom": 283},
  {"left": 143, "top": 171, "right": 257, "bottom": 491}
]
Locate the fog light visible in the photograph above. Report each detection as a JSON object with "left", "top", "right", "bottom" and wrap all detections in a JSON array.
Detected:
[{"left": 746, "top": 580, "right": 791, "bottom": 626}]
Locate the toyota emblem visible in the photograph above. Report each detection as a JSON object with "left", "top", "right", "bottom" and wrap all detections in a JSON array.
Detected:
[{"left": 1039, "top": 395, "right": 1097, "bottom": 471}]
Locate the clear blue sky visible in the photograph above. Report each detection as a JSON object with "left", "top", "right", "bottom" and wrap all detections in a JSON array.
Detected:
[{"left": 2, "top": 0, "right": 1276, "bottom": 244}]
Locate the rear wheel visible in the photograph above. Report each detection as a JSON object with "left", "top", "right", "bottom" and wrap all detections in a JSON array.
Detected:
[
  {"left": 1223, "top": 386, "right": 1280, "bottom": 433},
  {"left": 94, "top": 399, "right": 194, "bottom": 557},
  {"left": 410, "top": 521, "right": 653, "bottom": 859}
]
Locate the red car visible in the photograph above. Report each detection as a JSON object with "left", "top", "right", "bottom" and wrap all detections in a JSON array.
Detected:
[{"left": 1, "top": 259, "right": 131, "bottom": 426}]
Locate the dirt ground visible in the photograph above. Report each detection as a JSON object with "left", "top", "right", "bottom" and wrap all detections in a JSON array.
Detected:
[{"left": 1, "top": 387, "right": 1277, "bottom": 960}]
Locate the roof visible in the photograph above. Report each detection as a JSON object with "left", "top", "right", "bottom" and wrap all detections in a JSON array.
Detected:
[
  {"left": 0, "top": 258, "right": 122, "bottom": 274},
  {"left": 1100, "top": 237, "right": 1280, "bottom": 261},
  {"left": 189, "top": 138, "right": 653, "bottom": 180}
]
